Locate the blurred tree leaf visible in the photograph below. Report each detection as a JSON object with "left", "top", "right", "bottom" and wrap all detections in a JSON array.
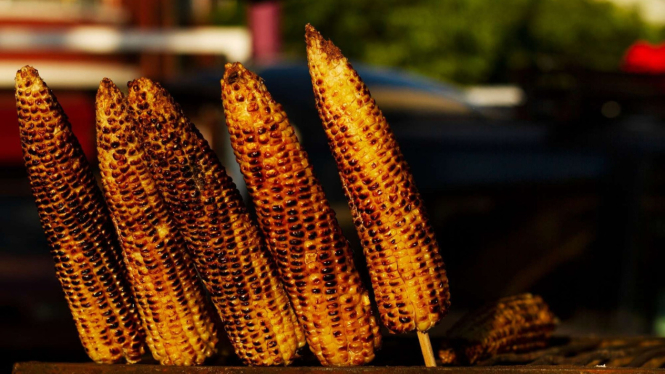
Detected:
[
  {"left": 281, "top": 0, "right": 661, "bottom": 84},
  {"left": 210, "top": 0, "right": 247, "bottom": 26},
  {"left": 523, "top": 0, "right": 661, "bottom": 72}
]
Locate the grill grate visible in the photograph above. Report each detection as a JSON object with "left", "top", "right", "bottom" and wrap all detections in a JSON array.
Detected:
[{"left": 474, "top": 337, "right": 665, "bottom": 368}]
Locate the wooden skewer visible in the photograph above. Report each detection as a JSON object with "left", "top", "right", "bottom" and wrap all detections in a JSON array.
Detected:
[{"left": 418, "top": 330, "right": 437, "bottom": 367}]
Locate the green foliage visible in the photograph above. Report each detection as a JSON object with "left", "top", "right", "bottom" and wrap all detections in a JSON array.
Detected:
[
  {"left": 209, "top": 0, "right": 247, "bottom": 26},
  {"left": 522, "top": 0, "right": 655, "bottom": 72},
  {"left": 281, "top": 0, "right": 661, "bottom": 84}
]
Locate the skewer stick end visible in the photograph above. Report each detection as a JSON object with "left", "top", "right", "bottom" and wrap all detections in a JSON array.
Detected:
[{"left": 417, "top": 330, "right": 437, "bottom": 367}]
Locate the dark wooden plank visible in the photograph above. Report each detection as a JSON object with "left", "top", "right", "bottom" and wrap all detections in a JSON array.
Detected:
[{"left": 11, "top": 362, "right": 665, "bottom": 374}]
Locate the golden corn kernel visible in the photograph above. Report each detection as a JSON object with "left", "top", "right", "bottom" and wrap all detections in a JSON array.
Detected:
[
  {"left": 220, "top": 62, "right": 381, "bottom": 366},
  {"left": 15, "top": 66, "right": 145, "bottom": 364},
  {"left": 440, "top": 293, "right": 558, "bottom": 364},
  {"left": 305, "top": 24, "right": 450, "bottom": 334},
  {"left": 126, "top": 78, "right": 306, "bottom": 366},
  {"left": 96, "top": 78, "right": 218, "bottom": 365}
]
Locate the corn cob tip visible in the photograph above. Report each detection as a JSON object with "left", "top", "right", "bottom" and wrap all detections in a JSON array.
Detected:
[
  {"left": 16, "top": 65, "right": 38, "bottom": 79},
  {"left": 221, "top": 62, "right": 276, "bottom": 118},
  {"left": 221, "top": 62, "right": 247, "bottom": 89},
  {"left": 96, "top": 78, "right": 123, "bottom": 106},
  {"left": 305, "top": 24, "right": 342, "bottom": 62},
  {"left": 221, "top": 62, "right": 264, "bottom": 94},
  {"left": 126, "top": 77, "right": 179, "bottom": 127},
  {"left": 127, "top": 77, "right": 168, "bottom": 102},
  {"left": 98, "top": 77, "right": 117, "bottom": 91},
  {"left": 127, "top": 77, "right": 156, "bottom": 94},
  {"left": 304, "top": 23, "right": 319, "bottom": 43},
  {"left": 224, "top": 62, "right": 241, "bottom": 79},
  {"left": 15, "top": 65, "right": 45, "bottom": 90},
  {"left": 15, "top": 66, "right": 68, "bottom": 135},
  {"left": 96, "top": 79, "right": 122, "bottom": 116},
  {"left": 221, "top": 62, "right": 250, "bottom": 88},
  {"left": 95, "top": 78, "right": 126, "bottom": 145}
]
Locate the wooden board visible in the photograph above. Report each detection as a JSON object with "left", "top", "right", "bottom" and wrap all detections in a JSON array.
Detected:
[
  {"left": 12, "top": 337, "right": 665, "bottom": 373},
  {"left": 11, "top": 362, "right": 665, "bottom": 374}
]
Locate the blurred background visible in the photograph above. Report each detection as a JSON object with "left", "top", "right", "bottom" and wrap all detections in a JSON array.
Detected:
[{"left": 2, "top": 0, "right": 665, "bottom": 369}]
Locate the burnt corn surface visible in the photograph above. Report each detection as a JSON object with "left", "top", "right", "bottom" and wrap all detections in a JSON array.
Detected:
[
  {"left": 305, "top": 24, "right": 450, "bottom": 334},
  {"left": 439, "top": 293, "right": 558, "bottom": 365},
  {"left": 15, "top": 66, "right": 145, "bottom": 364},
  {"left": 96, "top": 79, "right": 218, "bottom": 365},
  {"left": 126, "top": 78, "right": 306, "bottom": 366},
  {"left": 221, "top": 63, "right": 381, "bottom": 366}
]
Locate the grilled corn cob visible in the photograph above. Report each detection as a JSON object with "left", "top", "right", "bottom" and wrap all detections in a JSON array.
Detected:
[
  {"left": 126, "top": 78, "right": 306, "bottom": 366},
  {"left": 305, "top": 24, "right": 450, "bottom": 334},
  {"left": 96, "top": 79, "right": 218, "bottom": 365},
  {"left": 221, "top": 63, "right": 381, "bottom": 366},
  {"left": 15, "top": 66, "right": 145, "bottom": 364},
  {"left": 439, "top": 293, "right": 558, "bottom": 365}
]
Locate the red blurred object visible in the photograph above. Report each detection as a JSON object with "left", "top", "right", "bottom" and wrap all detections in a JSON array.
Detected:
[
  {"left": 0, "top": 92, "right": 96, "bottom": 165},
  {"left": 622, "top": 41, "right": 665, "bottom": 73},
  {"left": 248, "top": 0, "right": 281, "bottom": 64}
]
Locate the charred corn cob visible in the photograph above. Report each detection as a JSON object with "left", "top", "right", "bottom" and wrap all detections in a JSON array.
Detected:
[
  {"left": 439, "top": 293, "right": 558, "bottom": 365},
  {"left": 305, "top": 24, "right": 450, "bottom": 334},
  {"left": 96, "top": 79, "right": 218, "bottom": 365},
  {"left": 15, "top": 66, "right": 145, "bottom": 364},
  {"left": 126, "top": 78, "right": 306, "bottom": 366},
  {"left": 221, "top": 63, "right": 381, "bottom": 366}
]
